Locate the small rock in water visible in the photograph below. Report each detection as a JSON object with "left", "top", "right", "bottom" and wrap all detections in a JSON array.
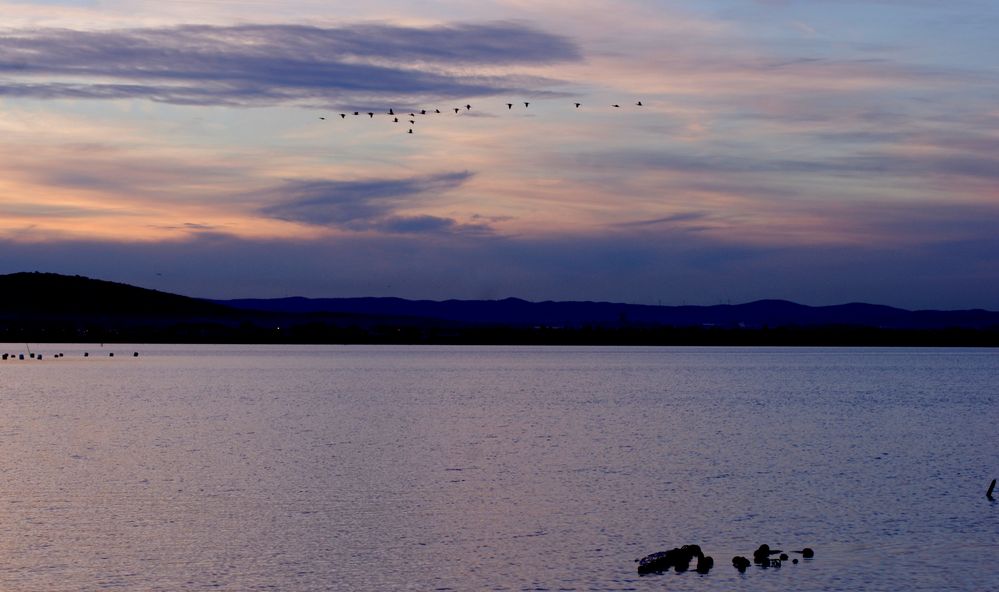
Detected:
[
  {"left": 637, "top": 544, "right": 705, "bottom": 575},
  {"left": 753, "top": 544, "right": 771, "bottom": 564}
]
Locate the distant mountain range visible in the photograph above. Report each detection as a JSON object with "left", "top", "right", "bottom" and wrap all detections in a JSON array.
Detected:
[
  {"left": 2, "top": 272, "right": 998, "bottom": 344},
  {"left": 217, "top": 295, "right": 999, "bottom": 330}
]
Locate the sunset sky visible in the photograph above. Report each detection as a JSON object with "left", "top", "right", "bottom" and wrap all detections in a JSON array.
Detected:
[{"left": 2, "top": 0, "right": 997, "bottom": 308}]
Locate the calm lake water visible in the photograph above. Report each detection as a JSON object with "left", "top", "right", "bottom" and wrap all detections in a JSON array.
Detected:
[{"left": 1, "top": 345, "right": 996, "bottom": 591}]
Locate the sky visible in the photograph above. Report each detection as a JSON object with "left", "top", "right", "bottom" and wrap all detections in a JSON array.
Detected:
[{"left": 1, "top": 0, "right": 997, "bottom": 309}]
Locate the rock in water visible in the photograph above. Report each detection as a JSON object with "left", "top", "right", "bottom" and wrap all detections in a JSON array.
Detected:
[
  {"left": 637, "top": 544, "right": 704, "bottom": 574},
  {"left": 637, "top": 551, "right": 675, "bottom": 574}
]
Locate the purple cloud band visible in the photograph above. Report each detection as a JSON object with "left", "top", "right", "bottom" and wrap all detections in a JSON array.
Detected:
[{"left": 0, "top": 23, "right": 581, "bottom": 106}]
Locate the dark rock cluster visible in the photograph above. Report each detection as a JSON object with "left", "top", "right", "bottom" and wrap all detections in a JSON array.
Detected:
[
  {"left": 636, "top": 544, "right": 713, "bottom": 575},
  {"left": 738, "top": 544, "right": 814, "bottom": 571},
  {"left": 637, "top": 543, "right": 814, "bottom": 576}
]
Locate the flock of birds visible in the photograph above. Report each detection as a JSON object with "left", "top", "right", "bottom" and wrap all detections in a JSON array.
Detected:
[{"left": 318, "top": 100, "right": 646, "bottom": 134}]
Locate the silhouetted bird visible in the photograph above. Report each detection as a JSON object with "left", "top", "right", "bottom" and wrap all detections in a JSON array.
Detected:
[
  {"left": 367, "top": 112, "right": 374, "bottom": 118},
  {"left": 388, "top": 108, "right": 394, "bottom": 115},
  {"left": 319, "top": 116, "right": 325, "bottom": 120},
  {"left": 574, "top": 102, "right": 581, "bottom": 108},
  {"left": 434, "top": 109, "right": 441, "bottom": 113},
  {"left": 612, "top": 104, "right": 620, "bottom": 108},
  {"left": 507, "top": 103, "right": 513, "bottom": 109},
  {"left": 409, "top": 120, "right": 415, "bottom": 124},
  {"left": 393, "top": 117, "right": 399, "bottom": 122},
  {"left": 339, "top": 114, "right": 346, "bottom": 119},
  {"left": 408, "top": 129, "right": 413, "bottom": 134},
  {"left": 524, "top": 102, "right": 530, "bottom": 108},
  {"left": 636, "top": 100, "right": 643, "bottom": 106},
  {"left": 420, "top": 110, "right": 427, "bottom": 115},
  {"left": 353, "top": 111, "right": 359, "bottom": 115},
  {"left": 454, "top": 107, "right": 460, "bottom": 113},
  {"left": 465, "top": 104, "right": 471, "bottom": 110}
]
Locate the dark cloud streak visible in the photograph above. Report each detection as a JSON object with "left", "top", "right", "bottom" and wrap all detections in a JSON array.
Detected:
[
  {"left": 0, "top": 23, "right": 581, "bottom": 106},
  {"left": 257, "top": 171, "right": 488, "bottom": 235}
]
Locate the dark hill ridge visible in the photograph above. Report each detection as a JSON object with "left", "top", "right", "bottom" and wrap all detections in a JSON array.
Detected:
[
  {"left": 217, "top": 296, "right": 999, "bottom": 330},
  {"left": 0, "top": 272, "right": 230, "bottom": 317}
]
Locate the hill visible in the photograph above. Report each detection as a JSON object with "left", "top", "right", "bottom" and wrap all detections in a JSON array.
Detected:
[{"left": 0, "top": 272, "right": 230, "bottom": 317}]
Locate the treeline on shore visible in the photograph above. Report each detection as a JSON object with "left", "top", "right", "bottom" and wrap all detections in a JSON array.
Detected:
[{"left": 4, "top": 320, "right": 998, "bottom": 346}]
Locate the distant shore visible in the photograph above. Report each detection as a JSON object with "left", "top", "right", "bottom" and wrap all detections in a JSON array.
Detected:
[
  {"left": 3, "top": 272, "right": 997, "bottom": 346},
  {"left": 4, "top": 324, "right": 998, "bottom": 347}
]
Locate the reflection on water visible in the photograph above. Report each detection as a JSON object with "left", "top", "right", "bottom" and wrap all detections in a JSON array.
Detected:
[{"left": 1, "top": 345, "right": 997, "bottom": 591}]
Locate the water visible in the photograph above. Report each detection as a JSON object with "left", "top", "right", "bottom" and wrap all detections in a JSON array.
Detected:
[{"left": 1, "top": 345, "right": 996, "bottom": 591}]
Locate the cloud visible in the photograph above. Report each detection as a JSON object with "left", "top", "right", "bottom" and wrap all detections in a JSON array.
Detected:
[
  {"left": 256, "top": 171, "right": 481, "bottom": 234},
  {"left": 574, "top": 147, "right": 999, "bottom": 182},
  {"left": 378, "top": 215, "right": 491, "bottom": 235},
  {"left": 0, "top": 23, "right": 581, "bottom": 106},
  {"left": 615, "top": 212, "right": 710, "bottom": 228}
]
